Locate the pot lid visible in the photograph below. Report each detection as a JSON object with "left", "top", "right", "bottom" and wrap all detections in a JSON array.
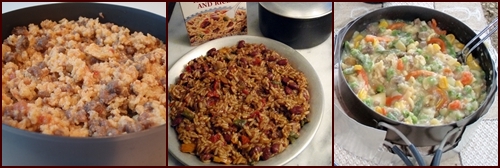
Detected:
[{"left": 259, "top": 2, "right": 332, "bottom": 19}]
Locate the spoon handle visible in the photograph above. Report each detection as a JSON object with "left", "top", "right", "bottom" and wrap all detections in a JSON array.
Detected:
[{"left": 462, "top": 17, "right": 498, "bottom": 57}]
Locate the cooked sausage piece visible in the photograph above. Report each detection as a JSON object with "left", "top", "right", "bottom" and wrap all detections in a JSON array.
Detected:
[
  {"left": 27, "top": 62, "right": 49, "bottom": 78},
  {"left": 12, "top": 26, "right": 28, "bottom": 36},
  {"left": 89, "top": 118, "right": 114, "bottom": 137},
  {"left": 37, "top": 90, "right": 51, "bottom": 98},
  {"left": 34, "top": 36, "right": 49, "bottom": 52},
  {"left": 84, "top": 100, "right": 106, "bottom": 117},
  {"left": 99, "top": 80, "right": 119, "bottom": 104},
  {"left": 138, "top": 111, "right": 155, "bottom": 129},
  {"left": 4, "top": 101, "right": 29, "bottom": 121},
  {"left": 4, "top": 52, "right": 17, "bottom": 63},
  {"left": 16, "top": 36, "right": 29, "bottom": 51}
]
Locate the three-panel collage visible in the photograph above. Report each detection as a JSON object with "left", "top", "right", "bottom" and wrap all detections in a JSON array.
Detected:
[
  {"left": 1, "top": 2, "right": 167, "bottom": 166},
  {"left": 1, "top": 1, "right": 497, "bottom": 167}
]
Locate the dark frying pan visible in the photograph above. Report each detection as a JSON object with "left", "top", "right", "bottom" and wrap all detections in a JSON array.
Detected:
[
  {"left": 2, "top": 3, "right": 166, "bottom": 166},
  {"left": 334, "top": 6, "right": 498, "bottom": 147}
]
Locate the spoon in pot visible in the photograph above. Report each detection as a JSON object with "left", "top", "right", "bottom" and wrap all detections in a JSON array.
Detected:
[{"left": 457, "top": 17, "right": 498, "bottom": 64}]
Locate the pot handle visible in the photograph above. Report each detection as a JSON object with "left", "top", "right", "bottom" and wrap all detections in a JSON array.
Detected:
[
  {"left": 430, "top": 127, "right": 461, "bottom": 166},
  {"left": 333, "top": 33, "right": 342, "bottom": 66},
  {"left": 378, "top": 122, "right": 426, "bottom": 166}
]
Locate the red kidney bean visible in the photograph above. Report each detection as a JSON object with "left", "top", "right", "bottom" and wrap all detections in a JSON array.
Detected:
[
  {"left": 261, "top": 49, "right": 269, "bottom": 55},
  {"left": 265, "top": 130, "right": 272, "bottom": 137},
  {"left": 238, "top": 58, "right": 248, "bottom": 67},
  {"left": 171, "top": 116, "right": 183, "bottom": 127},
  {"left": 277, "top": 130, "right": 284, "bottom": 138},
  {"left": 213, "top": 28, "right": 220, "bottom": 33},
  {"left": 201, "top": 154, "right": 212, "bottom": 161},
  {"left": 290, "top": 105, "right": 303, "bottom": 114},
  {"left": 281, "top": 76, "right": 290, "bottom": 84},
  {"left": 249, "top": 51, "right": 258, "bottom": 57},
  {"left": 223, "top": 133, "right": 232, "bottom": 143},
  {"left": 210, "top": 13, "right": 220, "bottom": 20},
  {"left": 266, "top": 56, "right": 276, "bottom": 61},
  {"left": 237, "top": 40, "right": 245, "bottom": 49},
  {"left": 277, "top": 59, "right": 287, "bottom": 65},
  {"left": 271, "top": 143, "right": 280, "bottom": 154},
  {"left": 261, "top": 147, "right": 271, "bottom": 160},
  {"left": 288, "top": 81, "right": 299, "bottom": 90},
  {"left": 266, "top": 73, "right": 273, "bottom": 79},
  {"left": 200, "top": 20, "right": 211, "bottom": 29},
  {"left": 285, "top": 86, "right": 292, "bottom": 95},
  {"left": 250, "top": 146, "right": 262, "bottom": 157},
  {"left": 207, "top": 48, "right": 217, "bottom": 57}
]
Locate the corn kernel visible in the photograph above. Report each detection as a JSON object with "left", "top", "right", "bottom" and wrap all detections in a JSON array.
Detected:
[
  {"left": 379, "top": 19, "right": 389, "bottom": 29},
  {"left": 394, "top": 101, "right": 402, "bottom": 110},
  {"left": 456, "top": 80, "right": 463, "bottom": 89},
  {"left": 354, "top": 41, "right": 360, "bottom": 48},
  {"left": 466, "top": 54, "right": 482, "bottom": 71},
  {"left": 456, "top": 43, "right": 464, "bottom": 49},
  {"left": 353, "top": 65, "right": 363, "bottom": 71},
  {"left": 358, "top": 88, "right": 367, "bottom": 100},
  {"left": 438, "top": 76, "right": 448, "bottom": 89},
  {"left": 432, "top": 44, "right": 441, "bottom": 54},
  {"left": 354, "top": 34, "right": 364, "bottom": 43},
  {"left": 375, "top": 106, "right": 383, "bottom": 115},
  {"left": 373, "top": 38, "right": 379, "bottom": 47}
]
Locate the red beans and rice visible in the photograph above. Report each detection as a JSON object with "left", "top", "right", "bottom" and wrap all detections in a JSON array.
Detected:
[{"left": 168, "top": 40, "right": 311, "bottom": 165}]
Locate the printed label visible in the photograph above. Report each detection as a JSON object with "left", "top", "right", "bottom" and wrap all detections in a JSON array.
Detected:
[{"left": 180, "top": 2, "right": 248, "bottom": 46}]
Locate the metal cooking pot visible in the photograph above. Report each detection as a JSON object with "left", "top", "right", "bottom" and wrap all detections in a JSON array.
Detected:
[
  {"left": 334, "top": 6, "right": 498, "bottom": 147},
  {"left": 2, "top": 3, "right": 166, "bottom": 166},
  {"left": 259, "top": 2, "right": 332, "bottom": 49}
]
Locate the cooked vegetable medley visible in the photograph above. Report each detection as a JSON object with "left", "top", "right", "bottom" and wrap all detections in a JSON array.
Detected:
[{"left": 341, "top": 18, "right": 487, "bottom": 126}]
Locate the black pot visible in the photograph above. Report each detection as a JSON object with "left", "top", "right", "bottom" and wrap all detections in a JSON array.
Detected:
[
  {"left": 258, "top": 2, "right": 332, "bottom": 49},
  {"left": 334, "top": 6, "right": 498, "bottom": 147},
  {"left": 2, "top": 3, "right": 166, "bottom": 165}
]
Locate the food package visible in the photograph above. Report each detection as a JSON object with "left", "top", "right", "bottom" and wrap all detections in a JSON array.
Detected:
[{"left": 179, "top": 2, "right": 248, "bottom": 46}]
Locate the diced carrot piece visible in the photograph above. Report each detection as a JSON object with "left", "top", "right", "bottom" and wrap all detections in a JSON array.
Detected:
[
  {"left": 435, "top": 88, "right": 448, "bottom": 110},
  {"left": 386, "top": 95, "right": 403, "bottom": 106},
  {"left": 428, "top": 37, "right": 446, "bottom": 52},
  {"left": 181, "top": 143, "right": 196, "bottom": 153},
  {"left": 443, "top": 67, "right": 452, "bottom": 75},
  {"left": 241, "top": 135, "right": 250, "bottom": 145},
  {"left": 365, "top": 34, "right": 391, "bottom": 43},
  {"left": 365, "top": 35, "right": 377, "bottom": 43},
  {"left": 357, "top": 68, "right": 370, "bottom": 87},
  {"left": 387, "top": 22, "right": 405, "bottom": 30},
  {"left": 430, "top": 19, "right": 447, "bottom": 35},
  {"left": 461, "top": 71, "right": 474, "bottom": 85},
  {"left": 406, "top": 70, "right": 434, "bottom": 80},
  {"left": 448, "top": 100, "right": 462, "bottom": 110},
  {"left": 397, "top": 59, "right": 404, "bottom": 71}
]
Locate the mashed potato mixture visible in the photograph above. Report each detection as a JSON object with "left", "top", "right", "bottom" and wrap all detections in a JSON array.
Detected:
[
  {"left": 341, "top": 18, "right": 487, "bottom": 126},
  {"left": 2, "top": 17, "right": 166, "bottom": 137}
]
